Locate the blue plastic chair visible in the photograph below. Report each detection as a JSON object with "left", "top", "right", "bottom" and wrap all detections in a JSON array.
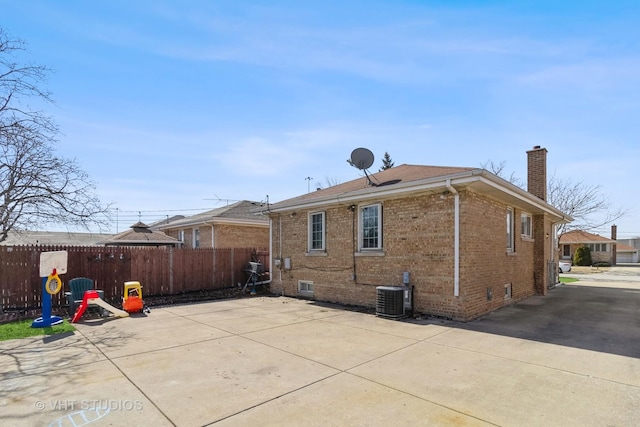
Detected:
[{"left": 65, "top": 277, "right": 105, "bottom": 317}]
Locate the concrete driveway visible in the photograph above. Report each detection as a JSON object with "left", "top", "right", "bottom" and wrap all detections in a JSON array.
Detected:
[{"left": 1, "top": 270, "right": 639, "bottom": 426}]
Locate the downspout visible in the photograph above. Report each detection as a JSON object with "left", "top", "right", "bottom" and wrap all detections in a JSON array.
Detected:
[
  {"left": 446, "top": 179, "right": 460, "bottom": 297},
  {"left": 279, "top": 215, "right": 283, "bottom": 294}
]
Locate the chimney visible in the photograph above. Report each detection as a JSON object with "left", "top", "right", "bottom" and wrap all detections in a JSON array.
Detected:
[{"left": 527, "top": 146, "right": 547, "bottom": 201}]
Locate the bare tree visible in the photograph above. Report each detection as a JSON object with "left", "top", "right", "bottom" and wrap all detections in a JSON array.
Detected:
[
  {"left": 547, "top": 174, "right": 625, "bottom": 236},
  {"left": 314, "top": 176, "right": 343, "bottom": 190},
  {"left": 482, "top": 158, "right": 625, "bottom": 238},
  {"left": 480, "top": 160, "right": 523, "bottom": 188},
  {"left": 1, "top": 28, "right": 109, "bottom": 242}
]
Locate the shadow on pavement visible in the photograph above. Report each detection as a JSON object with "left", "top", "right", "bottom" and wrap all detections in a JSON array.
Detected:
[{"left": 456, "top": 284, "right": 640, "bottom": 358}]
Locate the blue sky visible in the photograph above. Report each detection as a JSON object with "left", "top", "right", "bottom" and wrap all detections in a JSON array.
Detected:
[{"left": 3, "top": 1, "right": 639, "bottom": 238}]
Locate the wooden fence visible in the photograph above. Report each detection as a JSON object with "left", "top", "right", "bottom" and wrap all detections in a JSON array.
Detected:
[{"left": 0, "top": 245, "right": 269, "bottom": 310}]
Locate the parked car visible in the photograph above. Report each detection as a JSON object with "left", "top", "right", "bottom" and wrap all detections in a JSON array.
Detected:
[{"left": 559, "top": 261, "right": 572, "bottom": 273}]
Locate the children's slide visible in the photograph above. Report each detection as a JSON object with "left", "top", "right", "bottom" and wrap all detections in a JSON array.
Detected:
[
  {"left": 90, "top": 298, "right": 129, "bottom": 318},
  {"left": 72, "top": 290, "right": 129, "bottom": 323}
]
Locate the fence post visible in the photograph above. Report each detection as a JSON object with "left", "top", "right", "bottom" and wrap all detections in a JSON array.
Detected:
[
  {"left": 169, "top": 246, "right": 174, "bottom": 294},
  {"left": 231, "top": 248, "right": 235, "bottom": 286},
  {"left": 212, "top": 247, "right": 216, "bottom": 288}
]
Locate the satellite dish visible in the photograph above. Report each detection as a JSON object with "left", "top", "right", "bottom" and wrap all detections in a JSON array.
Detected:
[{"left": 349, "top": 148, "right": 374, "bottom": 170}]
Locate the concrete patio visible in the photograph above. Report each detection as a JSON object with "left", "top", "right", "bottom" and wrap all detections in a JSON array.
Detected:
[{"left": 1, "top": 275, "right": 639, "bottom": 426}]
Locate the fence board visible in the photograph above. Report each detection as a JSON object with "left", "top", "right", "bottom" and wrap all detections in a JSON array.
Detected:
[{"left": 0, "top": 245, "right": 268, "bottom": 310}]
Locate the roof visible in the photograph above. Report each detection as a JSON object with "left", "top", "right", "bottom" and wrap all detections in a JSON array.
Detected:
[
  {"left": 0, "top": 230, "right": 113, "bottom": 246},
  {"left": 616, "top": 243, "right": 639, "bottom": 253},
  {"left": 266, "top": 164, "right": 571, "bottom": 223},
  {"left": 149, "top": 215, "right": 186, "bottom": 229},
  {"left": 157, "top": 200, "right": 268, "bottom": 229},
  {"left": 98, "top": 222, "right": 180, "bottom": 246},
  {"left": 559, "top": 230, "right": 617, "bottom": 244}
]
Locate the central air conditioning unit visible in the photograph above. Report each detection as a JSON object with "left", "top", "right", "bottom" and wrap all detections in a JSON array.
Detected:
[{"left": 376, "top": 286, "right": 405, "bottom": 319}]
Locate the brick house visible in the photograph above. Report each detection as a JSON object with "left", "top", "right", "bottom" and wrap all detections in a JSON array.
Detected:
[
  {"left": 559, "top": 230, "right": 617, "bottom": 265},
  {"left": 156, "top": 200, "right": 269, "bottom": 249},
  {"left": 264, "top": 146, "right": 571, "bottom": 321}
]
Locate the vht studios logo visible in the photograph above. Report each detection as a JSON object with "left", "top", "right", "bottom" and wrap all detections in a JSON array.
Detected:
[{"left": 35, "top": 399, "right": 144, "bottom": 411}]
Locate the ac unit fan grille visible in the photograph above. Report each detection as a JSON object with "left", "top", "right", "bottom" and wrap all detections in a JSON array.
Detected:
[{"left": 376, "top": 286, "right": 405, "bottom": 318}]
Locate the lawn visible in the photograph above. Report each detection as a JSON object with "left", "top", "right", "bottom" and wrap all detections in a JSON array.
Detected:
[
  {"left": 0, "top": 319, "right": 75, "bottom": 341},
  {"left": 559, "top": 276, "right": 579, "bottom": 284}
]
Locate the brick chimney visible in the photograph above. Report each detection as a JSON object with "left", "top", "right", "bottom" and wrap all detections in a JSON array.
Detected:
[{"left": 527, "top": 146, "right": 547, "bottom": 201}]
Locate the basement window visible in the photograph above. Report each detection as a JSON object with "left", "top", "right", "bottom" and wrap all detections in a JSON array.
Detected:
[
  {"left": 298, "top": 280, "right": 314, "bottom": 296},
  {"left": 505, "top": 284, "right": 512, "bottom": 299}
]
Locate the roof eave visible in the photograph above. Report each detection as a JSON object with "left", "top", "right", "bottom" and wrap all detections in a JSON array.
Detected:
[
  {"left": 266, "top": 169, "right": 572, "bottom": 224},
  {"left": 158, "top": 217, "right": 268, "bottom": 229}
]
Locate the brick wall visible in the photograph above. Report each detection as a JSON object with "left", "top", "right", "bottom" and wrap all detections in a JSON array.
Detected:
[
  {"left": 214, "top": 224, "right": 269, "bottom": 248},
  {"left": 270, "top": 189, "right": 551, "bottom": 321},
  {"left": 164, "top": 224, "right": 268, "bottom": 249},
  {"left": 458, "top": 192, "right": 537, "bottom": 319}
]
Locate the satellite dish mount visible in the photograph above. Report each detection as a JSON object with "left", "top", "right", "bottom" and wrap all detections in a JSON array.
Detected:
[{"left": 347, "top": 148, "right": 377, "bottom": 186}]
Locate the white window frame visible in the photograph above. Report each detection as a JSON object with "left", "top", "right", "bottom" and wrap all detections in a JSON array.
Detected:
[
  {"left": 588, "top": 243, "right": 608, "bottom": 252},
  {"left": 507, "top": 208, "right": 515, "bottom": 252},
  {"left": 298, "top": 280, "right": 314, "bottom": 296},
  {"left": 193, "top": 228, "right": 200, "bottom": 248},
  {"left": 308, "top": 211, "right": 326, "bottom": 252},
  {"left": 177, "top": 230, "right": 185, "bottom": 242},
  {"left": 520, "top": 213, "right": 532, "bottom": 238},
  {"left": 359, "top": 203, "right": 382, "bottom": 251}
]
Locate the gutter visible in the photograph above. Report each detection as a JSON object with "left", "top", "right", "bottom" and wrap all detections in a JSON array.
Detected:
[{"left": 446, "top": 179, "right": 460, "bottom": 297}]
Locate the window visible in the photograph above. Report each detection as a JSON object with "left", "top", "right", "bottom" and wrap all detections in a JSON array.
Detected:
[
  {"left": 298, "top": 280, "right": 314, "bottom": 296},
  {"left": 177, "top": 230, "right": 184, "bottom": 242},
  {"left": 520, "top": 213, "right": 532, "bottom": 238},
  {"left": 563, "top": 244, "right": 571, "bottom": 258},
  {"left": 360, "top": 204, "right": 382, "bottom": 250},
  {"left": 193, "top": 228, "right": 200, "bottom": 248},
  {"left": 308, "top": 212, "right": 325, "bottom": 251},
  {"left": 506, "top": 208, "right": 514, "bottom": 252},
  {"left": 588, "top": 243, "right": 608, "bottom": 252}
]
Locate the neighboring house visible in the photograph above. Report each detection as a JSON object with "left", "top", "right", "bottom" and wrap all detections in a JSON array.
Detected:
[
  {"left": 0, "top": 230, "right": 113, "bottom": 246},
  {"left": 618, "top": 238, "right": 640, "bottom": 251},
  {"left": 98, "top": 222, "right": 180, "bottom": 247},
  {"left": 616, "top": 243, "right": 639, "bottom": 263},
  {"left": 559, "top": 230, "right": 617, "bottom": 265},
  {"left": 264, "top": 146, "right": 571, "bottom": 321},
  {"left": 156, "top": 200, "right": 269, "bottom": 249}
]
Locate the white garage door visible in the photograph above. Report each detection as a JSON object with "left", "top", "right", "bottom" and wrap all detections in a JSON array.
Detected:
[{"left": 617, "top": 252, "right": 638, "bottom": 263}]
